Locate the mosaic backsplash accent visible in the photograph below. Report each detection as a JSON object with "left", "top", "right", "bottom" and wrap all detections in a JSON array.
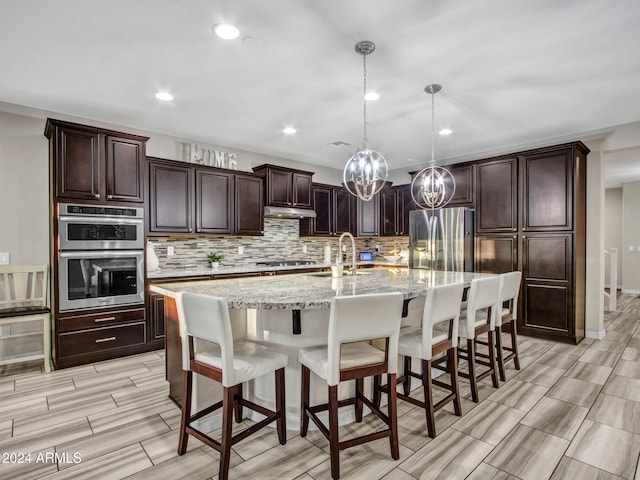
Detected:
[{"left": 148, "top": 218, "right": 409, "bottom": 269}]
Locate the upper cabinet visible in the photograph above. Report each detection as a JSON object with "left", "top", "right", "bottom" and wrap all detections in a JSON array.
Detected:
[
  {"left": 356, "top": 192, "right": 381, "bottom": 237},
  {"left": 446, "top": 163, "right": 475, "bottom": 207},
  {"left": 252, "top": 164, "right": 313, "bottom": 208},
  {"left": 148, "top": 158, "right": 264, "bottom": 236},
  {"left": 301, "top": 184, "right": 355, "bottom": 236},
  {"left": 45, "top": 119, "right": 148, "bottom": 204},
  {"left": 476, "top": 157, "right": 518, "bottom": 233},
  {"left": 381, "top": 185, "right": 413, "bottom": 236}
]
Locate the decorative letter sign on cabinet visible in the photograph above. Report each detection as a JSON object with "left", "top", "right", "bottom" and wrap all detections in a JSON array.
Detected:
[{"left": 472, "top": 142, "right": 588, "bottom": 344}]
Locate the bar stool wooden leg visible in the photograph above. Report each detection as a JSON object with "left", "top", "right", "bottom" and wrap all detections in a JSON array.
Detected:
[
  {"left": 328, "top": 384, "right": 341, "bottom": 480},
  {"left": 355, "top": 378, "right": 364, "bottom": 422},
  {"left": 388, "top": 372, "right": 400, "bottom": 460},
  {"left": 467, "top": 339, "right": 479, "bottom": 402},
  {"left": 510, "top": 322, "right": 521, "bottom": 370},
  {"left": 421, "top": 359, "right": 436, "bottom": 438},
  {"left": 372, "top": 374, "right": 382, "bottom": 409},
  {"left": 495, "top": 325, "right": 506, "bottom": 381},
  {"left": 219, "top": 386, "right": 235, "bottom": 480},
  {"left": 300, "top": 365, "right": 310, "bottom": 437},
  {"left": 276, "top": 368, "right": 286, "bottom": 445},
  {"left": 234, "top": 383, "right": 243, "bottom": 423},
  {"left": 402, "top": 356, "right": 411, "bottom": 396},
  {"left": 178, "top": 370, "right": 192, "bottom": 455},
  {"left": 488, "top": 331, "right": 500, "bottom": 388},
  {"left": 449, "top": 347, "right": 462, "bottom": 416}
]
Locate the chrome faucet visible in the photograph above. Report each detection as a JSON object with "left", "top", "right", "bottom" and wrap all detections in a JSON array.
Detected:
[{"left": 339, "top": 232, "right": 357, "bottom": 276}]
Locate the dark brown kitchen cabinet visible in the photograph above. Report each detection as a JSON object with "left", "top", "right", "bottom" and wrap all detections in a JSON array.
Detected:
[
  {"left": 475, "top": 234, "right": 519, "bottom": 274},
  {"left": 148, "top": 160, "right": 193, "bottom": 234},
  {"left": 45, "top": 119, "right": 148, "bottom": 204},
  {"left": 147, "top": 290, "right": 165, "bottom": 346},
  {"left": 381, "top": 185, "right": 413, "bottom": 236},
  {"left": 300, "top": 184, "right": 355, "bottom": 237},
  {"left": 521, "top": 148, "right": 574, "bottom": 232},
  {"left": 447, "top": 163, "right": 475, "bottom": 207},
  {"left": 471, "top": 141, "right": 588, "bottom": 344},
  {"left": 235, "top": 173, "right": 264, "bottom": 235},
  {"left": 476, "top": 157, "right": 518, "bottom": 233},
  {"left": 195, "top": 169, "right": 234, "bottom": 234},
  {"left": 357, "top": 193, "right": 380, "bottom": 237},
  {"left": 148, "top": 158, "right": 264, "bottom": 236},
  {"left": 252, "top": 164, "right": 313, "bottom": 208}
]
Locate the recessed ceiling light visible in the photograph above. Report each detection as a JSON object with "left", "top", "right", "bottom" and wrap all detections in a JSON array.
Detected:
[
  {"left": 283, "top": 127, "right": 297, "bottom": 134},
  {"left": 364, "top": 91, "right": 380, "bottom": 101},
  {"left": 213, "top": 24, "right": 240, "bottom": 40},
  {"left": 155, "top": 92, "right": 174, "bottom": 101},
  {"left": 439, "top": 128, "right": 453, "bottom": 135}
]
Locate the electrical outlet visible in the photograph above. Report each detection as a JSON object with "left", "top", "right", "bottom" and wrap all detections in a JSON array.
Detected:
[
  {"left": 375, "top": 245, "right": 380, "bottom": 252},
  {"left": 167, "top": 246, "right": 175, "bottom": 256},
  {"left": 303, "top": 245, "right": 308, "bottom": 253},
  {"left": 238, "top": 246, "right": 244, "bottom": 255},
  {"left": 0, "top": 252, "right": 9, "bottom": 265}
]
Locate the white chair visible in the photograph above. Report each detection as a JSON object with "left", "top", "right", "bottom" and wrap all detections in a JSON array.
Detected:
[
  {"left": 495, "top": 271, "right": 523, "bottom": 381},
  {"left": 0, "top": 265, "right": 51, "bottom": 372},
  {"left": 392, "top": 283, "right": 465, "bottom": 438},
  {"left": 299, "top": 292, "right": 404, "bottom": 480},
  {"left": 175, "top": 291, "right": 288, "bottom": 480},
  {"left": 437, "top": 276, "right": 501, "bottom": 403}
]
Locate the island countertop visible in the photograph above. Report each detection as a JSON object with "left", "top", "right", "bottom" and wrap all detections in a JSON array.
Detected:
[{"left": 149, "top": 268, "right": 491, "bottom": 310}]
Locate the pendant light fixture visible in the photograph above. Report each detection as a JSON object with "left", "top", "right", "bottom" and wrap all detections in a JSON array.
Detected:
[
  {"left": 411, "top": 84, "right": 455, "bottom": 209},
  {"left": 343, "top": 41, "right": 388, "bottom": 202}
]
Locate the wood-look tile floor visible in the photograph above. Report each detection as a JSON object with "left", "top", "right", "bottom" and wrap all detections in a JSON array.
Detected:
[{"left": 1, "top": 294, "right": 640, "bottom": 479}]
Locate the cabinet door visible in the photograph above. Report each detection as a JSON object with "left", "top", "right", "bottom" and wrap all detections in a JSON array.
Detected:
[
  {"left": 381, "top": 188, "right": 399, "bottom": 236},
  {"left": 520, "top": 233, "right": 573, "bottom": 338},
  {"left": 398, "top": 185, "right": 414, "bottom": 235},
  {"left": 105, "top": 136, "right": 144, "bottom": 203},
  {"left": 521, "top": 149, "right": 573, "bottom": 231},
  {"left": 55, "top": 126, "right": 101, "bottom": 200},
  {"left": 149, "top": 162, "right": 193, "bottom": 233},
  {"left": 147, "top": 292, "right": 165, "bottom": 342},
  {"left": 476, "top": 157, "right": 518, "bottom": 233},
  {"left": 267, "top": 169, "right": 292, "bottom": 206},
  {"left": 235, "top": 174, "right": 264, "bottom": 235},
  {"left": 292, "top": 173, "right": 313, "bottom": 208},
  {"left": 356, "top": 194, "right": 380, "bottom": 237},
  {"left": 311, "top": 185, "right": 332, "bottom": 235},
  {"left": 475, "top": 234, "right": 518, "bottom": 273},
  {"left": 195, "top": 169, "right": 234, "bottom": 234},
  {"left": 447, "top": 163, "right": 475, "bottom": 207},
  {"left": 333, "top": 188, "right": 355, "bottom": 235}
]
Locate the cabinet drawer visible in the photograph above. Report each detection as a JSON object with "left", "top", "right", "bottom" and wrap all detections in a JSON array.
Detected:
[
  {"left": 58, "top": 322, "right": 146, "bottom": 358},
  {"left": 57, "top": 307, "right": 145, "bottom": 332}
]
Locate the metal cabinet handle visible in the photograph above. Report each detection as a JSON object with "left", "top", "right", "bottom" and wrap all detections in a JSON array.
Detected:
[
  {"left": 94, "top": 317, "right": 116, "bottom": 323},
  {"left": 95, "top": 336, "right": 116, "bottom": 343},
  {"left": 94, "top": 193, "right": 100, "bottom": 198},
  {"left": 107, "top": 194, "right": 113, "bottom": 199}
]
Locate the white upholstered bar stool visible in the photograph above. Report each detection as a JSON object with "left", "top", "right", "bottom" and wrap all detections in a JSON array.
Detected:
[
  {"left": 175, "top": 292, "right": 288, "bottom": 480},
  {"left": 495, "top": 271, "right": 523, "bottom": 381},
  {"left": 298, "top": 292, "right": 404, "bottom": 480},
  {"left": 438, "top": 276, "right": 501, "bottom": 403},
  {"left": 393, "top": 283, "right": 465, "bottom": 438}
]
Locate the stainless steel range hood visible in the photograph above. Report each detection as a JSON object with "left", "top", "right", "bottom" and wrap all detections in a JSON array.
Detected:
[{"left": 263, "top": 206, "right": 317, "bottom": 218}]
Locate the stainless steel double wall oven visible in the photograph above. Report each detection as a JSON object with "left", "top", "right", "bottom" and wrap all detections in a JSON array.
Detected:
[{"left": 57, "top": 203, "right": 145, "bottom": 311}]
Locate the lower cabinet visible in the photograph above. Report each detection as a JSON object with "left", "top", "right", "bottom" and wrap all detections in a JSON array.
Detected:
[
  {"left": 147, "top": 291, "right": 165, "bottom": 346},
  {"left": 54, "top": 306, "right": 151, "bottom": 368}
]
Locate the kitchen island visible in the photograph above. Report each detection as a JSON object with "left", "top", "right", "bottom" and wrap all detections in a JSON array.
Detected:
[{"left": 151, "top": 268, "right": 492, "bottom": 430}]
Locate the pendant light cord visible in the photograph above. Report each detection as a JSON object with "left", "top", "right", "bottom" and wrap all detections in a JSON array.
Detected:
[
  {"left": 362, "top": 51, "right": 368, "bottom": 149},
  {"left": 430, "top": 91, "right": 435, "bottom": 167}
]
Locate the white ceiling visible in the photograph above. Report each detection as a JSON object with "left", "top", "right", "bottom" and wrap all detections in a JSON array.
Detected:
[{"left": 1, "top": 0, "right": 640, "bottom": 186}]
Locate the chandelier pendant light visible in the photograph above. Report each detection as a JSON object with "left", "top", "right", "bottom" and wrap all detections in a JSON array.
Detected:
[
  {"left": 411, "top": 84, "right": 455, "bottom": 209},
  {"left": 343, "top": 41, "right": 388, "bottom": 202}
]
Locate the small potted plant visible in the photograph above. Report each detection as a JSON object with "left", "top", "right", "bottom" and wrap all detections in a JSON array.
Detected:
[{"left": 207, "top": 252, "right": 224, "bottom": 269}]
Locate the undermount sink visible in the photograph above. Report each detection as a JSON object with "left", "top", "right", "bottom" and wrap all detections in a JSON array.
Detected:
[{"left": 309, "top": 271, "right": 372, "bottom": 278}]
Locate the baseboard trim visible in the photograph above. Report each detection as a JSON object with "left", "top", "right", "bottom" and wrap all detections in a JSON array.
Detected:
[{"left": 586, "top": 329, "right": 606, "bottom": 340}]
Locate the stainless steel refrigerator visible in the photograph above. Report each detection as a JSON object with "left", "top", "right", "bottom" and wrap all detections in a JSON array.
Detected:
[{"left": 409, "top": 208, "right": 474, "bottom": 271}]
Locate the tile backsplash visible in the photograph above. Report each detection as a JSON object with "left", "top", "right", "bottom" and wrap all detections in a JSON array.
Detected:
[{"left": 148, "top": 218, "right": 408, "bottom": 269}]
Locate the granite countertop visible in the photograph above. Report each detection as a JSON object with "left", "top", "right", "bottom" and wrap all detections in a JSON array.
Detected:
[
  {"left": 146, "top": 261, "right": 408, "bottom": 280},
  {"left": 150, "top": 268, "right": 491, "bottom": 310}
]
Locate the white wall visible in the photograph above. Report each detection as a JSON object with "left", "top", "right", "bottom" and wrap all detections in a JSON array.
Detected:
[
  {"left": 622, "top": 181, "right": 640, "bottom": 293},
  {"left": 604, "top": 188, "right": 623, "bottom": 287}
]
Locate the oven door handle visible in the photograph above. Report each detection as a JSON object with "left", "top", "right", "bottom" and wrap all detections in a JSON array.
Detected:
[
  {"left": 58, "top": 215, "right": 143, "bottom": 224},
  {"left": 59, "top": 250, "right": 143, "bottom": 258}
]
